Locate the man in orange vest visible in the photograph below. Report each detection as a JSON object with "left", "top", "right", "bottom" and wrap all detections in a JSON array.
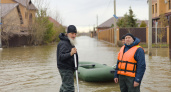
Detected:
[{"left": 114, "top": 33, "right": 146, "bottom": 92}]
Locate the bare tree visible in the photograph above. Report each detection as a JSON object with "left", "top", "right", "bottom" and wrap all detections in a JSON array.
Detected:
[
  {"left": 27, "top": 0, "right": 50, "bottom": 45},
  {"left": 53, "top": 11, "right": 66, "bottom": 41},
  {"left": 28, "top": 9, "right": 49, "bottom": 45},
  {"left": 1, "top": 16, "right": 20, "bottom": 47},
  {"left": 157, "top": 14, "right": 168, "bottom": 47},
  {"left": 32, "top": 0, "right": 50, "bottom": 11},
  {"left": 29, "top": 0, "right": 65, "bottom": 44}
]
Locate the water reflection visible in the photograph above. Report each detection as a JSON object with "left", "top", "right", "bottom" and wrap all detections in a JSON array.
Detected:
[
  {"left": 151, "top": 48, "right": 169, "bottom": 57},
  {"left": 0, "top": 49, "right": 2, "bottom": 62},
  {"left": 142, "top": 54, "right": 171, "bottom": 92},
  {"left": 0, "top": 36, "right": 170, "bottom": 92}
]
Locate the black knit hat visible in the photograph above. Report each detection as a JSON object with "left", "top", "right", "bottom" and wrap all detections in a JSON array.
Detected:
[
  {"left": 67, "top": 25, "right": 77, "bottom": 33},
  {"left": 121, "top": 35, "right": 125, "bottom": 39},
  {"left": 125, "top": 33, "right": 135, "bottom": 40}
]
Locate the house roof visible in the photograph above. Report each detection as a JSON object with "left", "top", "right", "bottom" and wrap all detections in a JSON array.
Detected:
[
  {"left": 48, "top": 17, "right": 61, "bottom": 27},
  {"left": 0, "top": 3, "right": 19, "bottom": 18},
  {"left": 152, "top": 12, "right": 171, "bottom": 20},
  {"left": 98, "top": 17, "right": 149, "bottom": 28},
  {"left": 14, "top": 0, "right": 37, "bottom": 10},
  {"left": 98, "top": 17, "right": 122, "bottom": 28}
]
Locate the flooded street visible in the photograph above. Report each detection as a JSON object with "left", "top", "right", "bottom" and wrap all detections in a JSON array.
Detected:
[{"left": 0, "top": 36, "right": 170, "bottom": 92}]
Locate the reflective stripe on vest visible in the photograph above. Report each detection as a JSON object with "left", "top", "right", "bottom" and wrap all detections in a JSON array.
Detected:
[{"left": 117, "top": 45, "right": 143, "bottom": 77}]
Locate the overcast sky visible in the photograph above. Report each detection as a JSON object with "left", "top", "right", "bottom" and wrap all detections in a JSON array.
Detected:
[{"left": 32, "top": 0, "right": 149, "bottom": 32}]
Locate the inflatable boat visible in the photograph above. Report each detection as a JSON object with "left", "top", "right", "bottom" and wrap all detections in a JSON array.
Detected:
[{"left": 76, "top": 61, "right": 115, "bottom": 82}]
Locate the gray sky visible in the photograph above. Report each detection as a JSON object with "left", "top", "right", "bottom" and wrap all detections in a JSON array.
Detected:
[{"left": 32, "top": 0, "right": 148, "bottom": 32}]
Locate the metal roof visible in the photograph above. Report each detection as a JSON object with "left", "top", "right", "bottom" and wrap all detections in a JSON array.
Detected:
[
  {"left": 0, "top": 3, "right": 19, "bottom": 17},
  {"left": 14, "top": 0, "right": 37, "bottom": 10},
  {"left": 98, "top": 17, "right": 148, "bottom": 28},
  {"left": 98, "top": 17, "right": 122, "bottom": 28}
]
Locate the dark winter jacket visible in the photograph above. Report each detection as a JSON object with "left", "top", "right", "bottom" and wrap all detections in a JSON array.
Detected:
[
  {"left": 114, "top": 37, "right": 146, "bottom": 83},
  {"left": 57, "top": 33, "right": 78, "bottom": 71}
]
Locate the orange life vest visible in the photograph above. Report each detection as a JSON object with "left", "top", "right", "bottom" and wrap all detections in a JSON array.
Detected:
[{"left": 117, "top": 45, "right": 143, "bottom": 77}]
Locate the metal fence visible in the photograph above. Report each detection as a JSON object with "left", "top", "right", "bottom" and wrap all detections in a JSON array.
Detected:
[{"left": 98, "top": 27, "right": 168, "bottom": 44}]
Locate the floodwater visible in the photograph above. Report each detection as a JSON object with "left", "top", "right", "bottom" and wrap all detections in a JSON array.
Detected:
[{"left": 0, "top": 36, "right": 170, "bottom": 92}]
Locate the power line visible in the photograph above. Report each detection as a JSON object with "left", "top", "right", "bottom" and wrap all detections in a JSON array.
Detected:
[{"left": 98, "top": 0, "right": 112, "bottom": 24}]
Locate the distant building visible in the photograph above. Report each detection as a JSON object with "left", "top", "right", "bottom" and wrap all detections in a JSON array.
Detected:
[
  {"left": 1, "top": 3, "right": 21, "bottom": 33},
  {"left": 1, "top": 0, "right": 37, "bottom": 32},
  {"left": 96, "top": 17, "right": 122, "bottom": 33},
  {"left": 48, "top": 17, "right": 61, "bottom": 27},
  {"left": 97, "top": 17, "right": 148, "bottom": 32},
  {"left": 1, "top": 0, "right": 37, "bottom": 47},
  {"left": 152, "top": 0, "right": 171, "bottom": 27}
]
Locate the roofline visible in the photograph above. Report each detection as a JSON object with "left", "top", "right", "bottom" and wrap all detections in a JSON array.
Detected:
[
  {"left": 1, "top": 3, "right": 19, "bottom": 18},
  {"left": 98, "top": 17, "right": 123, "bottom": 27},
  {"left": 97, "top": 27, "right": 110, "bottom": 28},
  {"left": 152, "top": 12, "right": 171, "bottom": 20},
  {"left": 13, "top": 0, "right": 37, "bottom": 10}
]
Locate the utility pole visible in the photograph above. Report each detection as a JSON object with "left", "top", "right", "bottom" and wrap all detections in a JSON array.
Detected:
[
  {"left": 97, "top": 15, "right": 98, "bottom": 30},
  {"left": 114, "top": 0, "right": 117, "bottom": 46},
  {"left": 169, "top": 16, "right": 171, "bottom": 59},
  {"left": 0, "top": 0, "right": 2, "bottom": 48},
  {"left": 155, "top": 22, "right": 158, "bottom": 44},
  {"left": 148, "top": 0, "right": 152, "bottom": 56}
]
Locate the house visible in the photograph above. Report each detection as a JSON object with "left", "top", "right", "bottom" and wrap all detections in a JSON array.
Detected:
[
  {"left": 1, "top": 3, "right": 22, "bottom": 33},
  {"left": 97, "top": 17, "right": 148, "bottom": 32},
  {"left": 1, "top": 3, "right": 30, "bottom": 47},
  {"left": 48, "top": 17, "right": 61, "bottom": 27},
  {"left": 0, "top": 0, "right": 37, "bottom": 47},
  {"left": 1, "top": 0, "right": 37, "bottom": 31},
  {"left": 152, "top": 0, "right": 171, "bottom": 27},
  {"left": 97, "top": 17, "right": 122, "bottom": 33},
  {"left": 48, "top": 17, "right": 67, "bottom": 32}
]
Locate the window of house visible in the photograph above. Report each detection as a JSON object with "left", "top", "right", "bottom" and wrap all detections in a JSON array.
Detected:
[
  {"left": 25, "top": 12, "right": 28, "bottom": 19},
  {"left": 152, "top": 5, "right": 154, "bottom": 14},
  {"left": 155, "top": 4, "right": 157, "bottom": 13},
  {"left": 29, "top": 13, "right": 33, "bottom": 24},
  {"left": 169, "top": 0, "right": 171, "bottom": 9}
]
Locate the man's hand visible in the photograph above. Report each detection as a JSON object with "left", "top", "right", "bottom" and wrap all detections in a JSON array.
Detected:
[
  {"left": 134, "top": 81, "right": 139, "bottom": 87},
  {"left": 114, "top": 78, "right": 118, "bottom": 83},
  {"left": 70, "top": 48, "right": 77, "bottom": 56}
]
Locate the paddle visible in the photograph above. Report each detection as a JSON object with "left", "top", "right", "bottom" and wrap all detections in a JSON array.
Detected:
[
  {"left": 74, "top": 54, "right": 80, "bottom": 92},
  {"left": 79, "top": 64, "right": 95, "bottom": 67}
]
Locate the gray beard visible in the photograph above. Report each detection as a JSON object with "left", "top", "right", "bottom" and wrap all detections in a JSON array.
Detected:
[
  {"left": 126, "top": 42, "right": 133, "bottom": 45},
  {"left": 126, "top": 43, "right": 131, "bottom": 45},
  {"left": 68, "top": 37, "right": 76, "bottom": 46}
]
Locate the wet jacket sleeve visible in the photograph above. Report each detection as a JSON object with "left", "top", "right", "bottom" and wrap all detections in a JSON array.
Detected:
[
  {"left": 114, "top": 52, "right": 120, "bottom": 78},
  {"left": 114, "top": 60, "right": 119, "bottom": 78},
  {"left": 134, "top": 48, "right": 146, "bottom": 83},
  {"left": 58, "top": 43, "right": 71, "bottom": 61}
]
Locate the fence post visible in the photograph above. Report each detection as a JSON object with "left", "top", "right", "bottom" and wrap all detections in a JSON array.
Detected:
[
  {"left": 167, "top": 26, "right": 169, "bottom": 44},
  {"left": 169, "top": 17, "right": 171, "bottom": 59},
  {"left": 146, "top": 27, "right": 148, "bottom": 44}
]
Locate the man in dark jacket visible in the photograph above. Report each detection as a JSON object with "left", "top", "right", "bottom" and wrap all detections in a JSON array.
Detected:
[
  {"left": 114, "top": 33, "right": 146, "bottom": 92},
  {"left": 57, "top": 25, "right": 79, "bottom": 92}
]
